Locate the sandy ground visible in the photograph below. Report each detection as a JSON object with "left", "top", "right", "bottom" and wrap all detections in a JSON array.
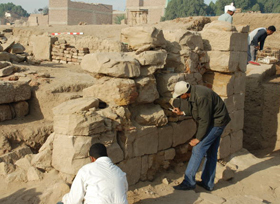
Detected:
[{"left": 0, "top": 149, "right": 279, "bottom": 204}]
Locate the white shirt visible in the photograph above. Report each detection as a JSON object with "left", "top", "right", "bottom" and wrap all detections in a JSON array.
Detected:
[
  {"left": 62, "top": 157, "right": 128, "bottom": 204},
  {"left": 218, "top": 13, "right": 233, "bottom": 24}
]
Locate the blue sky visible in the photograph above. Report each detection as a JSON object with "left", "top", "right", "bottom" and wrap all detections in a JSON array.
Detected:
[{"left": 1, "top": 0, "right": 216, "bottom": 13}]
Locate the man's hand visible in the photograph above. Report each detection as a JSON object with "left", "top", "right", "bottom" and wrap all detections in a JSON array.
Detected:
[
  {"left": 172, "top": 107, "right": 184, "bottom": 116},
  {"left": 189, "top": 139, "right": 200, "bottom": 146},
  {"left": 255, "top": 46, "right": 260, "bottom": 50}
]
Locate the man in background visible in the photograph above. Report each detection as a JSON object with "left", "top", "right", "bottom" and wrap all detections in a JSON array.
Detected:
[
  {"left": 248, "top": 26, "right": 276, "bottom": 64},
  {"left": 60, "top": 143, "right": 128, "bottom": 204},
  {"left": 218, "top": 5, "right": 236, "bottom": 24}
]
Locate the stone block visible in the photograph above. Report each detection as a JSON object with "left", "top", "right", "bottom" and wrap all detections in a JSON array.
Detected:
[
  {"left": 234, "top": 72, "right": 246, "bottom": 94},
  {"left": 0, "top": 81, "right": 31, "bottom": 104},
  {"left": 12, "top": 101, "right": 29, "bottom": 118},
  {"left": 164, "top": 148, "right": 176, "bottom": 160},
  {"left": 218, "top": 134, "right": 231, "bottom": 159},
  {"left": 27, "top": 166, "right": 43, "bottom": 181},
  {"left": 135, "top": 76, "right": 159, "bottom": 104},
  {"left": 158, "top": 125, "right": 173, "bottom": 151},
  {"left": 0, "top": 136, "right": 11, "bottom": 156},
  {"left": 121, "top": 27, "right": 166, "bottom": 50},
  {"left": 0, "top": 162, "right": 15, "bottom": 175},
  {"left": 141, "top": 155, "right": 149, "bottom": 180},
  {"left": 202, "top": 20, "right": 237, "bottom": 32},
  {"left": 107, "top": 142, "right": 124, "bottom": 164},
  {"left": 163, "top": 30, "right": 204, "bottom": 50},
  {"left": 41, "top": 181, "right": 70, "bottom": 204},
  {"left": 30, "top": 35, "right": 55, "bottom": 60},
  {"left": 155, "top": 73, "right": 186, "bottom": 98},
  {"left": 0, "top": 146, "right": 32, "bottom": 164},
  {"left": 135, "top": 50, "right": 167, "bottom": 67},
  {"left": 235, "top": 25, "right": 250, "bottom": 33},
  {"left": 201, "top": 30, "right": 247, "bottom": 52},
  {"left": 0, "top": 52, "right": 10, "bottom": 61},
  {"left": 0, "top": 104, "right": 13, "bottom": 122},
  {"left": 131, "top": 126, "right": 159, "bottom": 157},
  {"left": 52, "top": 134, "right": 93, "bottom": 175},
  {"left": 0, "top": 65, "right": 14, "bottom": 76},
  {"left": 231, "top": 109, "right": 244, "bottom": 132},
  {"left": 222, "top": 96, "right": 234, "bottom": 114},
  {"left": 200, "top": 192, "right": 226, "bottom": 204},
  {"left": 81, "top": 52, "right": 140, "bottom": 78},
  {"left": 216, "top": 163, "right": 235, "bottom": 181},
  {"left": 133, "top": 104, "right": 168, "bottom": 127},
  {"left": 233, "top": 93, "right": 245, "bottom": 111},
  {"left": 118, "top": 157, "right": 141, "bottom": 185},
  {"left": 0, "top": 61, "right": 11, "bottom": 69},
  {"left": 171, "top": 119, "right": 197, "bottom": 147},
  {"left": 207, "top": 51, "right": 246, "bottom": 73},
  {"left": 31, "top": 148, "right": 52, "bottom": 171},
  {"left": 231, "top": 130, "right": 243, "bottom": 154},
  {"left": 6, "top": 169, "right": 27, "bottom": 183},
  {"left": 11, "top": 43, "right": 25, "bottom": 54},
  {"left": 15, "top": 157, "right": 32, "bottom": 171},
  {"left": 83, "top": 77, "right": 138, "bottom": 106}
]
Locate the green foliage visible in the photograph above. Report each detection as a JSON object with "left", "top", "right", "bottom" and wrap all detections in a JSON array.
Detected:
[
  {"left": 163, "top": 0, "right": 280, "bottom": 20},
  {"left": 114, "top": 14, "right": 125, "bottom": 24},
  {"left": 0, "top": 3, "right": 29, "bottom": 18}
]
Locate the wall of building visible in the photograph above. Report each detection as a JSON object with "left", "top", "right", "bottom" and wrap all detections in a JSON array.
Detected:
[
  {"left": 28, "top": 14, "right": 49, "bottom": 26},
  {"left": 49, "top": 0, "right": 112, "bottom": 25}
]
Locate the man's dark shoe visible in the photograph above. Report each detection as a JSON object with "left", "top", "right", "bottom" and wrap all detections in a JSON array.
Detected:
[
  {"left": 173, "top": 182, "right": 195, "bottom": 191},
  {"left": 196, "top": 181, "right": 213, "bottom": 191}
]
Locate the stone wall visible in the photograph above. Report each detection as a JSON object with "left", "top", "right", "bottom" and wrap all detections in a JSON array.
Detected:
[
  {"left": 27, "top": 14, "right": 49, "bottom": 26},
  {"left": 44, "top": 21, "right": 248, "bottom": 185},
  {"left": 49, "top": 0, "right": 112, "bottom": 25}
]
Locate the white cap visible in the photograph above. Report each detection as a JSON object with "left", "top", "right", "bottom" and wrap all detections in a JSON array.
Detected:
[
  {"left": 172, "top": 81, "right": 191, "bottom": 98},
  {"left": 228, "top": 5, "right": 236, "bottom": 12}
]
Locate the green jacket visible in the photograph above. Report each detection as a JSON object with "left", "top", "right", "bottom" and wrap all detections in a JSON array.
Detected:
[{"left": 174, "top": 85, "right": 231, "bottom": 141}]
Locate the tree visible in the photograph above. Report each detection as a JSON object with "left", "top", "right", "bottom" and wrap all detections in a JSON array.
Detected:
[
  {"left": 251, "top": 3, "right": 261, "bottom": 11},
  {"left": 0, "top": 3, "right": 29, "bottom": 17},
  {"left": 206, "top": 1, "right": 216, "bottom": 16},
  {"left": 164, "top": 0, "right": 207, "bottom": 20},
  {"left": 114, "top": 14, "right": 125, "bottom": 24}
]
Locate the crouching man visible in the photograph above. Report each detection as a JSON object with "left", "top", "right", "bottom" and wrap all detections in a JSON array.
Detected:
[
  {"left": 172, "top": 81, "right": 230, "bottom": 191},
  {"left": 58, "top": 143, "right": 128, "bottom": 204}
]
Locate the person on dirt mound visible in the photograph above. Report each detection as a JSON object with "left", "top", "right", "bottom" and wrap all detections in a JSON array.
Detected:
[
  {"left": 57, "top": 143, "right": 128, "bottom": 204},
  {"left": 248, "top": 26, "right": 276, "bottom": 65},
  {"left": 218, "top": 5, "right": 236, "bottom": 24},
  {"left": 171, "top": 81, "right": 231, "bottom": 191}
]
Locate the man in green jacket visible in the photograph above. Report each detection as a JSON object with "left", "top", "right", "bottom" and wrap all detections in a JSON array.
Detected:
[{"left": 172, "top": 81, "right": 230, "bottom": 191}]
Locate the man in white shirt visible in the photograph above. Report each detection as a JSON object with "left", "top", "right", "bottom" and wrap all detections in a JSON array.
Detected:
[
  {"left": 218, "top": 5, "right": 236, "bottom": 24},
  {"left": 59, "top": 143, "right": 128, "bottom": 204}
]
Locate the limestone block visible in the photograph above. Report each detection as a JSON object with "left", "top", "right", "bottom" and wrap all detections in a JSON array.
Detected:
[
  {"left": 163, "top": 30, "right": 204, "bottom": 50},
  {"left": 140, "top": 65, "right": 165, "bottom": 76},
  {"left": 81, "top": 52, "right": 140, "bottom": 78},
  {"left": 141, "top": 155, "right": 149, "bottom": 180},
  {"left": 0, "top": 104, "right": 13, "bottom": 122},
  {"left": 53, "top": 97, "right": 99, "bottom": 115},
  {"left": 135, "top": 76, "right": 159, "bottom": 104},
  {"left": 231, "top": 109, "right": 244, "bottom": 132},
  {"left": 0, "top": 61, "right": 11, "bottom": 69},
  {"left": 39, "top": 133, "right": 55, "bottom": 153},
  {"left": 40, "top": 181, "right": 70, "bottom": 204},
  {"left": 171, "top": 119, "right": 197, "bottom": 147},
  {"left": 216, "top": 163, "right": 235, "bottom": 181},
  {"left": 233, "top": 93, "right": 245, "bottom": 111},
  {"left": 218, "top": 134, "right": 231, "bottom": 159},
  {"left": 202, "top": 20, "right": 237, "bottom": 32},
  {"left": 107, "top": 142, "right": 124, "bottom": 164},
  {"left": 133, "top": 104, "right": 168, "bottom": 127},
  {"left": 164, "top": 148, "right": 176, "bottom": 160},
  {"left": 130, "top": 126, "right": 159, "bottom": 157},
  {"left": 207, "top": 51, "right": 246, "bottom": 73},
  {"left": 200, "top": 192, "right": 226, "bottom": 204},
  {"left": 11, "top": 43, "right": 25, "bottom": 54},
  {"left": 15, "top": 157, "right": 32, "bottom": 171},
  {"left": 0, "top": 81, "right": 31, "bottom": 104},
  {"left": 201, "top": 30, "right": 247, "bottom": 52},
  {"left": 158, "top": 125, "right": 173, "bottom": 151},
  {"left": 12, "top": 101, "right": 29, "bottom": 118},
  {"left": 30, "top": 35, "right": 55, "bottom": 60},
  {"left": 222, "top": 96, "right": 234, "bottom": 114},
  {"left": 31, "top": 148, "right": 52, "bottom": 171},
  {"left": 230, "top": 130, "right": 243, "bottom": 154},
  {"left": 118, "top": 157, "right": 141, "bottom": 185},
  {"left": 156, "top": 73, "right": 186, "bottom": 98},
  {"left": 0, "top": 65, "right": 14, "bottom": 76},
  {"left": 27, "top": 166, "right": 43, "bottom": 181},
  {"left": 204, "top": 72, "right": 234, "bottom": 97},
  {"left": 0, "top": 52, "right": 11, "bottom": 61},
  {"left": 135, "top": 50, "right": 167, "bottom": 67},
  {"left": 53, "top": 112, "right": 107, "bottom": 136},
  {"left": 121, "top": 27, "right": 166, "bottom": 50},
  {"left": 234, "top": 72, "right": 246, "bottom": 94},
  {"left": 52, "top": 134, "right": 93, "bottom": 175},
  {"left": 83, "top": 77, "right": 138, "bottom": 106},
  {"left": 2, "top": 38, "right": 15, "bottom": 52},
  {"left": 235, "top": 25, "right": 250, "bottom": 33},
  {"left": 0, "top": 146, "right": 32, "bottom": 164}
]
